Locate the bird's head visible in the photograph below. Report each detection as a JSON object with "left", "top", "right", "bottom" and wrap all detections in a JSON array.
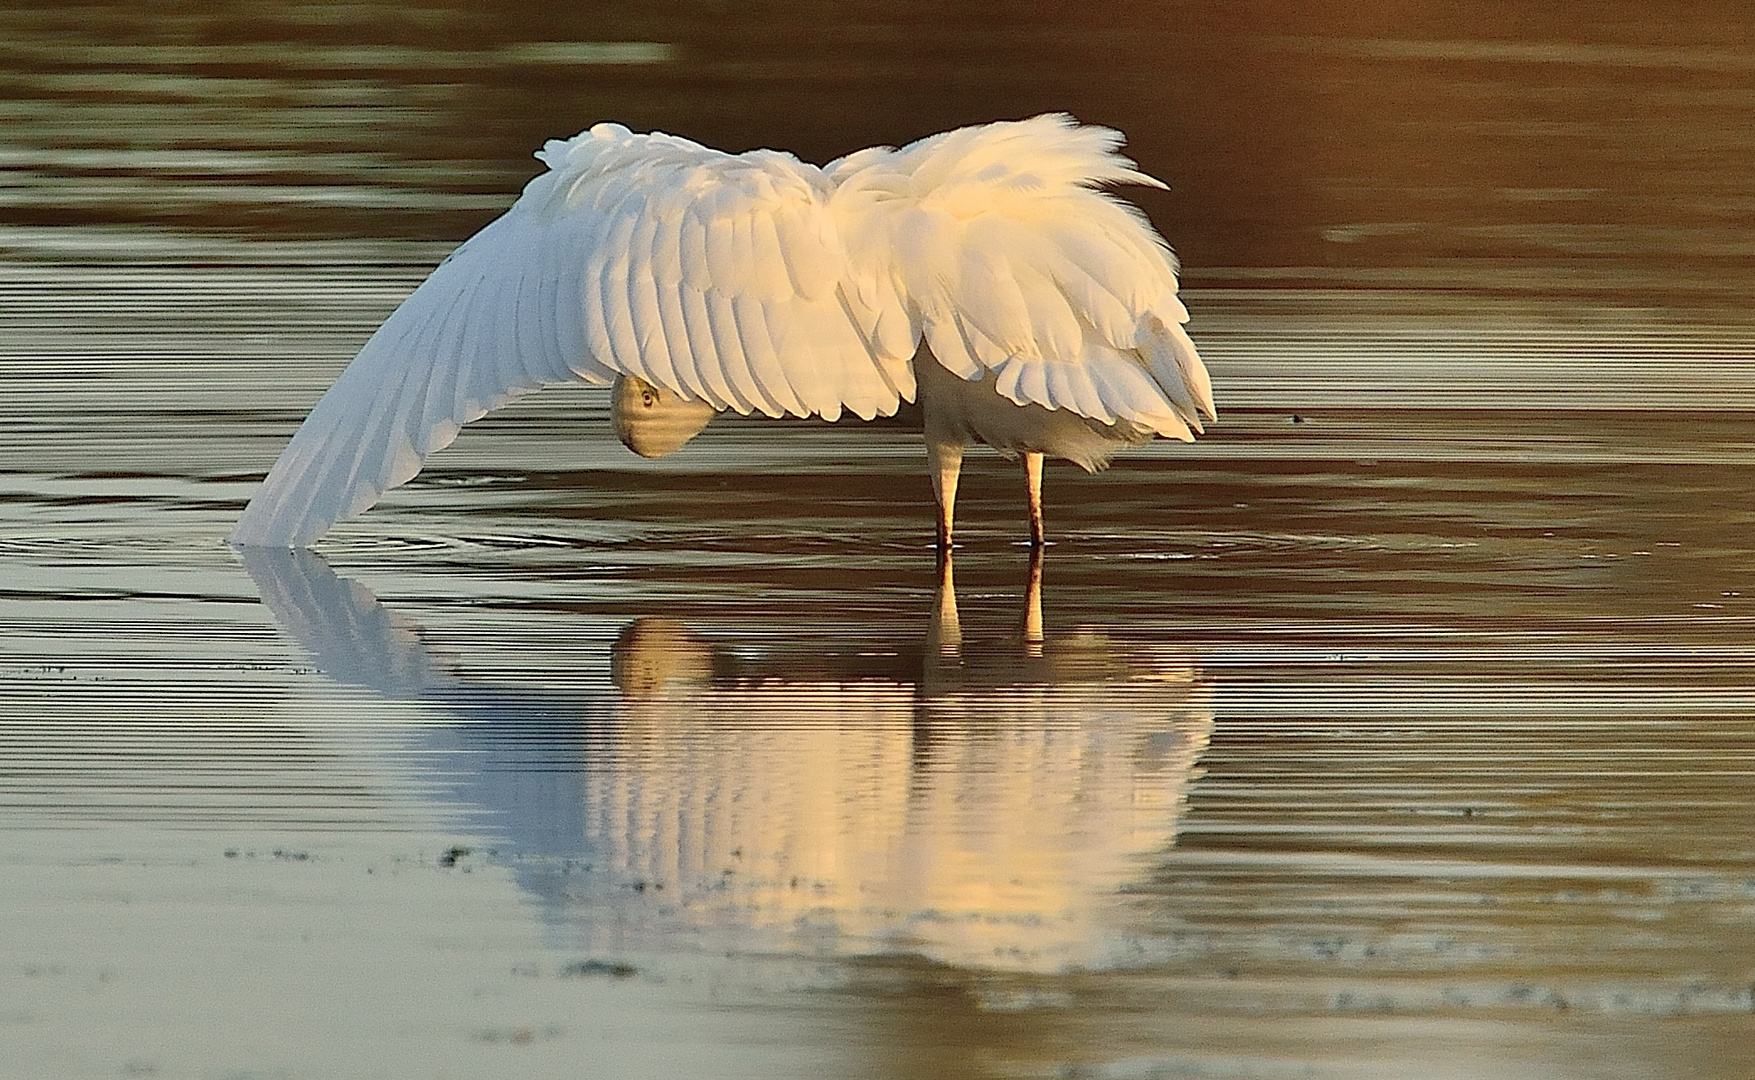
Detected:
[{"left": 610, "top": 375, "right": 719, "bottom": 457}]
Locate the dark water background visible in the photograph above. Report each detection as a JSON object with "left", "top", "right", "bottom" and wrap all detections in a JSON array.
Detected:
[{"left": 4, "top": 4, "right": 1755, "bottom": 1078}]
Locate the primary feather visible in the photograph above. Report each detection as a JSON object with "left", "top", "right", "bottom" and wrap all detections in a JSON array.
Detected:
[{"left": 229, "top": 114, "right": 1213, "bottom": 548}]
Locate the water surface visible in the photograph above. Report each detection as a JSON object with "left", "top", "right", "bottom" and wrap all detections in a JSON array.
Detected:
[
  {"left": 5, "top": 4, "right": 1755, "bottom": 1078},
  {"left": 7, "top": 265, "right": 1755, "bottom": 1078}
]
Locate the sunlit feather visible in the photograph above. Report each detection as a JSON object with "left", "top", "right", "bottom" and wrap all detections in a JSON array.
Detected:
[{"left": 230, "top": 114, "right": 1214, "bottom": 548}]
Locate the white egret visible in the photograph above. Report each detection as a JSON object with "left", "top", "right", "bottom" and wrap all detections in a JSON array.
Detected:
[{"left": 228, "top": 114, "right": 1214, "bottom": 548}]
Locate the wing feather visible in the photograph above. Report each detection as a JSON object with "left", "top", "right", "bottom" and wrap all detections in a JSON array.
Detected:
[
  {"left": 570, "top": 140, "right": 895, "bottom": 419},
  {"left": 592, "top": 215, "right": 643, "bottom": 370},
  {"left": 334, "top": 285, "right": 446, "bottom": 496},
  {"left": 234, "top": 116, "right": 1207, "bottom": 548},
  {"left": 828, "top": 299, "right": 894, "bottom": 420},
  {"left": 922, "top": 318, "right": 979, "bottom": 380},
  {"left": 1081, "top": 344, "right": 1191, "bottom": 440},
  {"left": 806, "top": 294, "right": 881, "bottom": 419},
  {"left": 545, "top": 239, "right": 591, "bottom": 384},
  {"left": 746, "top": 212, "right": 789, "bottom": 302},
  {"left": 1047, "top": 356, "right": 1111, "bottom": 424},
  {"left": 1016, "top": 347, "right": 1050, "bottom": 405},
  {"left": 526, "top": 246, "right": 567, "bottom": 388},
  {"left": 704, "top": 212, "right": 741, "bottom": 291},
  {"left": 680, "top": 210, "right": 713, "bottom": 291},
  {"left": 955, "top": 244, "right": 1035, "bottom": 355},
  {"left": 829, "top": 114, "right": 1212, "bottom": 437},
  {"left": 731, "top": 293, "right": 806, "bottom": 416},
  {"left": 834, "top": 284, "right": 914, "bottom": 404},
  {"left": 705, "top": 291, "right": 778, "bottom": 416},
  {"left": 465, "top": 263, "right": 525, "bottom": 425},
  {"left": 237, "top": 125, "right": 912, "bottom": 547},
  {"left": 230, "top": 204, "right": 597, "bottom": 547},
  {"left": 655, "top": 277, "right": 707, "bottom": 402},
  {"left": 680, "top": 285, "right": 746, "bottom": 411},
  {"left": 649, "top": 199, "right": 685, "bottom": 288},
  {"left": 624, "top": 214, "right": 679, "bottom": 388},
  {"left": 760, "top": 296, "right": 833, "bottom": 419},
  {"left": 450, "top": 261, "right": 503, "bottom": 425},
  {"left": 1050, "top": 254, "right": 1135, "bottom": 347},
  {"left": 1139, "top": 314, "right": 1213, "bottom": 429},
  {"left": 774, "top": 202, "right": 833, "bottom": 300},
  {"left": 415, "top": 260, "right": 489, "bottom": 449}
]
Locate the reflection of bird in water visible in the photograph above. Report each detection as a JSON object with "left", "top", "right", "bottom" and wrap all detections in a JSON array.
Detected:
[
  {"left": 228, "top": 114, "right": 1213, "bottom": 550},
  {"left": 240, "top": 548, "right": 1211, "bottom": 972}
]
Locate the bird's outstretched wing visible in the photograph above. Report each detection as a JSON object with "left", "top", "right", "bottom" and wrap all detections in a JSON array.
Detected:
[
  {"left": 230, "top": 124, "right": 910, "bottom": 547},
  {"left": 229, "top": 206, "right": 594, "bottom": 546},
  {"left": 829, "top": 113, "right": 1213, "bottom": 441},
  {"left": 232, "top": 116, "right": 1212, "bottom": 548}
]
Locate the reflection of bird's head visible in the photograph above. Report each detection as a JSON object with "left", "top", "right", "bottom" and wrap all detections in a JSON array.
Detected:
[
  {"left": 610, "top": 374, "right": 718, "bottom": 458},
  {"left": 610, "top": 617, "right": 718, "bottom": 698}
]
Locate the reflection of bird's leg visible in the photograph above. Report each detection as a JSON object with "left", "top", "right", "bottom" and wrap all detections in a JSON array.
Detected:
[
  {"left": 928, "top": 550, "right": 962, "bottom": 656},
  {"left": 1023, "top": 451, "right": 1045, "bottom": 547},
  {"left": 928, "top": 441, "right": 964, "bottom": 549},
  {"left": 1020, "top": 544, "right": 1044, "bottom": 651}
]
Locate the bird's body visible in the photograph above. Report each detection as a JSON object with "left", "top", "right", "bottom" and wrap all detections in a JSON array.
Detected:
[
  {"left": 229, "top": 115, "right": 1213, "bottom": 548},
  {"left": 915, "top": 348, "right": 1144, "bottom": 474},
  {"left": 914, "top": 346, "right": 1155, "bottom": 545}
]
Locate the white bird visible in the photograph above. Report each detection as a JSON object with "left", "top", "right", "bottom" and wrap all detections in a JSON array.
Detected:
[{"left": 228, "top": 114, "right": 1214, "bottom": 549}]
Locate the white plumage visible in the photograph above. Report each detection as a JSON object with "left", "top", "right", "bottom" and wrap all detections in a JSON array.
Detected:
[{"left": 229, "top": 114, "right": 1214, "bottom": 548}]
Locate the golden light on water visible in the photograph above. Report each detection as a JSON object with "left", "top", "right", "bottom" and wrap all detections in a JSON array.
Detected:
[{"left": 6, "top": 2, "right": 1755, "bottom": 1077}]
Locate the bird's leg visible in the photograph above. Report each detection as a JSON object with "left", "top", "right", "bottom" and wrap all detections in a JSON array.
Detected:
[
  {"left": 1020, "top": 543, "right": 1044, "bottom": 653},
  {"left": 928, "top": 442, "right": 964, "bottom": 549},
  {"left": 1023, "top": 451, "right": 1045, "bottom": 547}
]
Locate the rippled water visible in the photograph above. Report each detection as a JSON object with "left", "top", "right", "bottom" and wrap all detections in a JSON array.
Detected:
[
  {"left": 8, "top": 262, "right": 1755, "bottom": 1078},
  {"left": 6, "top": 4, "right": 1755, "bottom": 1079}
]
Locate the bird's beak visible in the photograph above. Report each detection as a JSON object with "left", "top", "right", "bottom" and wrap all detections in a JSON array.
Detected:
[{"left": 611, "top": 375, "right": 719, "bottom": 457}]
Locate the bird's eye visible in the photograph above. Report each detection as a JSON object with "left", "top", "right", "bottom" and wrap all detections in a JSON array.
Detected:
[{"left": 641, "top": 391, "right": 657, "bottom": 408}]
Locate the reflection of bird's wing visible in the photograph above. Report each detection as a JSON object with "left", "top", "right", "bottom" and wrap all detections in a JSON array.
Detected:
[
  {"left": 831, "top": 113, "right": 1213, "bottom": 440},
  {"left": 238, "top": 546, "right": 464, "bottom": 695},
  {"left": 231, "top": 123, "right": 911, "bottom": 547}
]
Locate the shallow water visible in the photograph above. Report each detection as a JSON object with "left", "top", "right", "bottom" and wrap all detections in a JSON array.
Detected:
[
  {"left": 6, "top": 262, "right": 1755, "bottom": 1078},
  {"left": 7, "top": 3, "right": 1755, "bottom": 1078}
]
